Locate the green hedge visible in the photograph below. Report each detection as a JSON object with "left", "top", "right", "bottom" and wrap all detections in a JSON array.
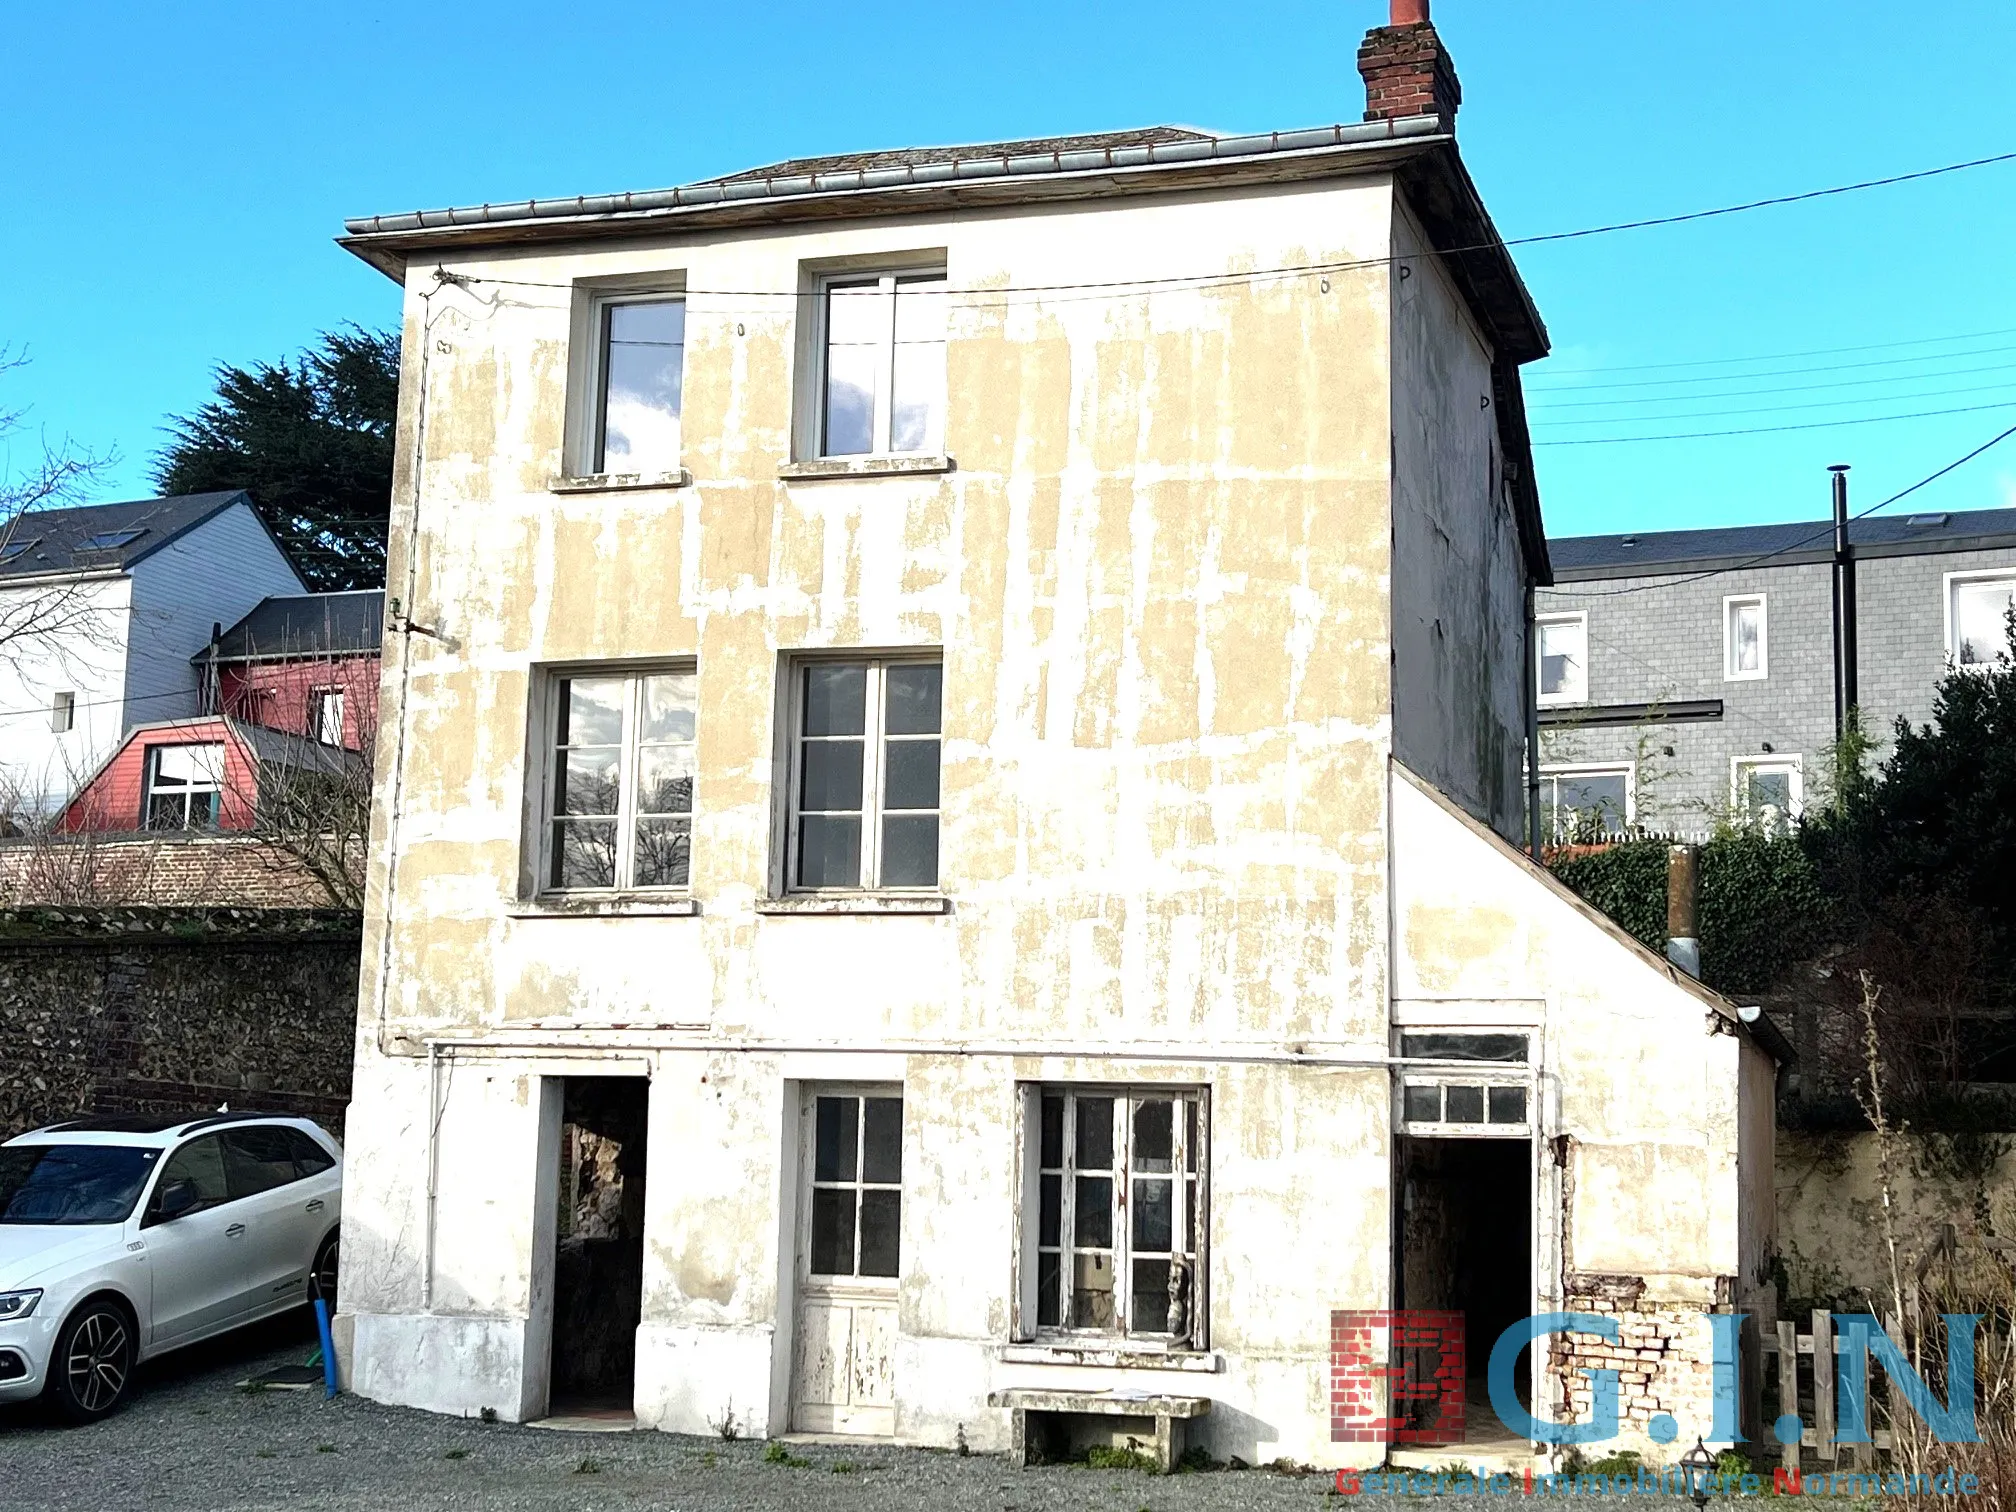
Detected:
[{"left": 1549, "top": 832, "right": 1828, "bottom": 997}]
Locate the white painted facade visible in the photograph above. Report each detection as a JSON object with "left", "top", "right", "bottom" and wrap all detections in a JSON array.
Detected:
[
  {"left": 333, "top": 127, "right": 1778, "bottom": 1467},
  {"left": 0, "top": 499, "right": 304, "bottom": 813}
]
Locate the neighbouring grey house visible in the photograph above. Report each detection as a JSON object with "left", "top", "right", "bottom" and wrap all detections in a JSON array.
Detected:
[{"left": 1532, "top": 503, "right": 2016, "bottom": 837}]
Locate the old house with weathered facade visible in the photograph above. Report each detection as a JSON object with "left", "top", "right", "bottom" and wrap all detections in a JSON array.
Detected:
[{"left": 332, "top": 3, "right": 1780, "bottom": 1468}]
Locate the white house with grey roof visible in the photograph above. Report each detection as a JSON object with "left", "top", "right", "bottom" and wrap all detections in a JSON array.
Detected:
[
  {"left": 1532, "top": 504, "right": 2016, "bottom": 837},
  {"left": 0, "top": 491, "right": 305, "bottom": 817}
]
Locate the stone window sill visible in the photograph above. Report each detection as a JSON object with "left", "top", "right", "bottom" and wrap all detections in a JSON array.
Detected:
[
  {"left": 509, "top": 895, "right": 700, "bottom": 918},
  {"left": 997, "top": 1342, "right": 1222, "bottom": 1373},
  {"left": 755, "top": 893, "right": 951, "bottom": 916},
  {"left": 777, "top": 454, "right": 954, "bottom": 482},
  {"left": 549, "top": 469, "right": 691, "bottom": 494}
]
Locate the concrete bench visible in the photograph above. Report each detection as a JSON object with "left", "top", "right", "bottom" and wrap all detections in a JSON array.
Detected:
[{"left": 987, "top": 1387, "right": 1210, "bottom": 1472}]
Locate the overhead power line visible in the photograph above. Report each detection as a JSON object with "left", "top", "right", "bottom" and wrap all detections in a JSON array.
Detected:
[
  {"left": 1529, "top": 359, "right": 2016, "bottom": 412},
  {"left": 1532, "top": 398, "right": 2016, "bottom": 446},
  {"left": 1530, "top": 342, "right": 2016, "bottom": 396},
  {"left": 1565, "top": 419, "right": 2016, "bottom": 596},
  {"left": 1529, "top": 323, "right": 2016, "bottom": 379}
]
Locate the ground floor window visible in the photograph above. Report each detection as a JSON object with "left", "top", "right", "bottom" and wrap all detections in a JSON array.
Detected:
[
  {"left": 1538, "top": 764, "right": 1632, "bottom": 843},
  {"left": 1733, "top": 755, "right": 1802, "bottom": 830},
  {"left": 1024, "top": 1086, "right": 1206, "bottom": 1346},
  {"left": 808, "top": 1092, "right": 902, "bottom": 1279}
]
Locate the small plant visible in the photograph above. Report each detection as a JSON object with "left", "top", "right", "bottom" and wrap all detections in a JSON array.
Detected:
[
  {"left": 955, "top": 1421, "right": 969, "bottom": 1457},
  {"left": 711, "top": 1401, "right": 741, "bottom": 1441},
  {"left": 1175, "top": 1444, "right": 1220, "bottom": 1473},
  {"left": 443, "top": 1448, "right": 468, "bottom": 1461},
  {"left": 478, "top": 1406, "right": 498, "bottom": 1424},
  {"left": 1084, "top": 1445, "right": 1157, "bottom": 1472},
  {"left": 763, "top": 1440, "right": 810, "bottom": 1468},
  {"left": 237, "top": 1382, "right": 269, "bottom": 1396},
  {"left": 831, "top": 1460, "right": 857, "bottom": 1474},
  {"left": 697, "top": 1450, "right": 718, "bottom": 1468},
  {"left": 1581, "top": 1449, "right": 1643, "bottom": 1477},
  {"left": 315, "top": 1444, "right": 336, "bottom": 1455},
  {"left": 574, "top": 1456, "right": 601, "bottom": 1475},
  {"left": 1715, "top": 1448, "right": 1751, "bottom": 1478},
  {"left": 255, "top": 1450, "right": 277, "bottom": 1460}
]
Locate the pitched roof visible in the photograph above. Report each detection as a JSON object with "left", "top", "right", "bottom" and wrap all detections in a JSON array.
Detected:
[
  {"left": 0, "top": 491, "right": 259, "bottom": 580},
  {"left": 694, "top": 126, "right": 1221, "bottom": 185},
  {"left": 1548, "top": 506, "right": 2016, "bottom": 583},
  {"left": 196, "top": 590, "right": 384, "bottom": 664}
]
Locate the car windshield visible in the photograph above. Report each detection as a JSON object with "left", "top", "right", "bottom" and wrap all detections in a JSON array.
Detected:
[{"left": 0, "top": 1144, "right": 160, "bottom": 1225}]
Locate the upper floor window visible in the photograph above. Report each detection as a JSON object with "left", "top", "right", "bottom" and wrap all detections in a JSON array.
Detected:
[
  {"left": 144, "top": 743, "right": 225, "bottom": 830},
  {"left": 818, "top": 272, "right": 947, "bottom": 459},
  {"left": 544, "top": 668, "right": 695, "bottom": 892},
  {"left": 1539, "top": 763, "right": 1631, "bottom": 844},
  {"left": 50, "top": 691, "right": 74, "bottom": 733},
  {"left": 311, "top": 688, "right": 345, "bottom": 747},
  {"left": 1724, "top": 595, "right": 1766, "bottom": 680},
  {"left": 1535, "top": 613, "right": 1588, "bottom": 706},
  {"left": 1949, "top": 572, "right": 2016, "bottom": 670},
  {"left": 786, "top": 657, "right": 941, "bottom": 891},
  {"left": 592, "top": 295, "right": 685, "bottom": 474}
]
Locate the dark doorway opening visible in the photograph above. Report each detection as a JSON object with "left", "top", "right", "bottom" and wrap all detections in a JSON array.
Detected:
[
  {"left": 1398, "top": 1137, "right": 1532, "bottom": 1444},
  {"left": 548, "top": 1076, "right": 649, "bottom": 1415}
]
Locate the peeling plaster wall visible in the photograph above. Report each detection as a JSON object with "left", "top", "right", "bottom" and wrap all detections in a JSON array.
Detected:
[
  {"left": 1389, "top": 767, "right": 1763, "bottom": 1453},
  {"left": 340, "top": 177, "right": 1430, "bottom": 1462},
  {"left": 1387, "top": 208, "right": 1526, "bottom": 840}
]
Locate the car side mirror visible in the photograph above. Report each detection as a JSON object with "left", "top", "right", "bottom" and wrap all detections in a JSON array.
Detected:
[{"left": 154, "top": 1179, "right": 200, "bottom": 1222}]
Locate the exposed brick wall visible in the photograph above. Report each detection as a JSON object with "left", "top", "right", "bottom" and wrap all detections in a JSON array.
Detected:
[
  {"left": 1358, "top": 22, "right": 1462, "bottom": 125},
  {"left": 0, "top": 835, "right": 339, "bottom": 907},
  {"left": 0, "top": 908, "right": 360, "bottom": 1139},
  {"left": 1552, "top": 1275, "right": 1717, "bottom": 1446}
]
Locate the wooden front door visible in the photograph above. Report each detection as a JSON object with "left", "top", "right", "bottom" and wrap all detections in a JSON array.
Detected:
[{"left": 791, "top": 1087, "right": 902, "bottom": 1435}]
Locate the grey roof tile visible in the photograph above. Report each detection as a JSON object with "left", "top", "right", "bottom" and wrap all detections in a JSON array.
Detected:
[
  {"left": 0, "top": 491, "right": 253, "bottom": 579},
  {"left": 1549, "top": 506, "right": 2016, "bottom": 580}
]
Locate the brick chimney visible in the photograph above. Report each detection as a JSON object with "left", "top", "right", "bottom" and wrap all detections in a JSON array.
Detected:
[{"left": 1358, "top": 0, "right": 1462, "bottom": 128}]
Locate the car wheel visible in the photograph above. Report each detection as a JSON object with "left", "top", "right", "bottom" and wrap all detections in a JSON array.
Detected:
[
  {"left": 309, "top": 1234, "right": 339, "bottom": 1311},
  {"left": 46, "top": 1299, "right": 136, "bottom": 1424}
]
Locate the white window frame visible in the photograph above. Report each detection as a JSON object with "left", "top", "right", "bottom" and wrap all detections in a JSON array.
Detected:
[
  {"left": 1731, "top": 754, "right": 1804, "bottom": 823},
  {"left": 811, "top": 268, "right": 948, "bottom": 460},
  {"left": 1723, "top": 593, "right": 1768, "bottom": 681},
  {"left": 1016, "top": 1084, "right": 1208, "bottom": 1349},
  {"left": 1535, "top": 611, "right": 1589, "bottom": 707},
  {"left": 1395, "top": 1030, "right": 1534, "bottom": 1138},
  {"left": 1945, "top": 570, "right": 2016, "bottom": 672},
  {"left": 50, "top": 691, "right": 74, "bottom": 734},
  {"left": 801, "top": 1085, "right": 905, "bottom": 1283},
  {"left": 310, "top": 687, "right": 345, "bottom": 747},
  {"left": 536, "top": 663, "right": 697, "bottom": 895},
  {"left": 781, "top": 653, "right": 942, "bottom": 894},
  {"left": 1537, "top": 761, "right": 1635, "bottom": 840},
  {"left": 143, "top": 743, "right": 226, "bottom": 831},
  {"left": 565, "top": 282, "right": 688, "bottom": 480}
]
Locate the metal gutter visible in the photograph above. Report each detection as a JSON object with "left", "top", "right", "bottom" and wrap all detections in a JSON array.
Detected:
[
  {"left": 343, "top": 118, "right": 1446, "bottom": 237},
  {"left": 1538, "top": 698, "right": 1723, "bottom": 728}
]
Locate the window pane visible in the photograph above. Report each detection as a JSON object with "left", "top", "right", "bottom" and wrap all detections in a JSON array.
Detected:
[
  {"left": 1185, "top": 1176, "right": 1197, "bottom": 1252},
  {"left": 554, "top": 747, "right": 622, "bottom": 816},
  {"left": 1400, "top": 1033, "right": 1529, "bottom": 1064},
  {"left": 1131, "top": 1258, "right": 1171, "bottom": 1334},
  {"left": 1074, "top": 1097, "right": 1113, "bottom": 1169},
  {"left": 1071, "top": 1253, "right": 1116, "bottom": 1328},
  {"left": 282, "top": 1129, "right": 335, "bottom": 1176},
  {"left": 632, "top": 817, "right": 690, "bottom": 888},
  {"left": 1185, "top": 1102, "right": 1197, "bottom": 1173},
  {"left": 810, "top": 1187, "right": 855, "bottom": 1274},
  {"left": 1488, "top": 1085, "right": 1528, "bottom": 1124},
  {"left": 1744, "top": 768, "right": 1795, "bottom": 814},
  {"left": 796, "top": 815, "right": 861, "bottom": 888},
  {"left": 156, "top": 1135, "right": 230, "bottom": 1211},
  {"left": 890, "top": 342, "right": 943, "bottom": 454},
  {"left": 800, "top": 740, "right": 864, "bottom": 811},
  {"left": 636, "top": 745, "right": 695, "bottom": 814},
  {"left": 551, "top": 819, "right": 618, "bottom": 888},
  {"left": 1037, "top": 1251, "right": 1060, "bottom": 1327},
  {"left": 1538, "top": 620, "right": 1585, "bottom": 699},
  {"left": 1073, "top": 1175, "right": 1112, "bottom": 1248},
  {"left": 892, "top": 276, "right": 947, "bottom": 341},
  {"left": 858, "top": 1188, "right": 901, "bottom": 1277},
  {"left": 861, "top": 1097, "right": 903, "bottom": 1184},
  {"left": 599, "top": 299, "right": 684, "bottom": 471},
  {"left": 145, "top": 794, "right": 184, "bottom": 831},
  {"left": 188, "top": 790, "right": 219, "bottom": 827},
  {"left": 155, "top": 743, "right": 225, "bottom": 785},
  {"left": 1955, "top": 579, "right": 2015, "bottom": 665},
  {"left": 221, "top": 1128, "right": 300, "bottom": 1199},
  {"left": 1403, "top": 1084, "right": 1442, "bottom": 1123},
  {"left": 822, "top": 342, "right": 878, "bottom": 457},
  {"left": 1038, "top": 1173, "right": 1060, "bottom": 1247},
  {"left": 639, "top": 673, "right": 697, "bottom": 742},
  {"left": 558, "top": 677, "right": 624, "bottom": 747},
  {"left": 1131, "top": 1178, "right": 1173, "bottom": 1252},
  {"left": 1132, "top": 1100, "right": 1174, "bottom": 1174},
  {"left": 1730, "top": 601, "right": 1762, "bottom": 673},
  {"left": 1555, "top": 773, "right": 1628, "bottom": 836},
  {"left": 884, "top": 663, "right": 942, "bottom": 734},
  {"left": 814, "top": 1096, "right": 858, "bottom": 1182},
  {"left": 1040, "top": 1095, "right": 1064, "bottom": 1168},
  {"left": 1444, "top": 1085, "right": 1485, "bottom": 1123},
  {"left": 882, "top": 739, "right": 940, "bottom": 810},
  {"left": 803, "top": 664, "right": 867, "bottom": 736},
  {"left": 878, "top": 815, "right": 938, "bottom": 888},
  {"left": 826, "top": 281, "right": 889, "bottom": 343}
]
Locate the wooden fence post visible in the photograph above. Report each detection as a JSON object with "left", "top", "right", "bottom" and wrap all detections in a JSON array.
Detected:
[
  {"left": 1811, "top": 1310, "right": 1834, "bottom": 1463},
  {"left": 1776, "top": 1319, "right": 1800, "bottom": 1474}
]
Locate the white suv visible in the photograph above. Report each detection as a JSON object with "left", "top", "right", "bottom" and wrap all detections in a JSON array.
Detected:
[{"left": 0, "top": 1112, "right": 342, "bottom": 1422}]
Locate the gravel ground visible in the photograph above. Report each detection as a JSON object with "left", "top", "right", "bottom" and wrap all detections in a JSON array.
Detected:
[{"left": 0, "top": 1314, "right": 1724, "bottom": 1511}]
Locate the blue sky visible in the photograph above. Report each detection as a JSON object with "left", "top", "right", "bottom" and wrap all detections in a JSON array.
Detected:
[{"left": 4, "top": 0, "right": 2014, "bottom": 539}]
